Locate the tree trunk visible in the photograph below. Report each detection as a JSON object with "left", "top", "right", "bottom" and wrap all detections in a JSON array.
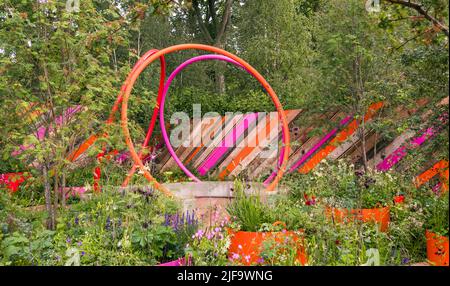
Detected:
[
  {"left": 214, "top": 42, "right": 226, "bottom": 93},
  {"left": 43, "top": 164, "right": 55, "bottom": 230},
  {"left": 61, "top": 173, "right": 66, "bottom": 209},
  {"left": 192, "top": 0, "right": 233, "bottom": 94},
  {"left": 359, "top": 120, "right": 368, "bottom": 172}
]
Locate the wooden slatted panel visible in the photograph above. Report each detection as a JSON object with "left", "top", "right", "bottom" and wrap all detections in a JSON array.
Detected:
[
  {"left": 191, "top": 114, "right": 244, "bottom": 169},
  {"left": 226, "top": 110, "right": 301, "bottom": 178}
]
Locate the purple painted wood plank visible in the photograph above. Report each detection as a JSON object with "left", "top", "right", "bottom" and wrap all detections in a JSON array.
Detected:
[{"left": 197, "top": 113, "right": 258, "bottom": 176}]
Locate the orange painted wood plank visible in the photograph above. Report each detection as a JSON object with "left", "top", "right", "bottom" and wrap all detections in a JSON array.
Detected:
[
  {"left": 415, "top": 160, "right": 449, "bottom": 188},
  {"left": 67, "top": 134, "right": 99, "bottom": 162},
  {"left": 219, "top": 110, "right": 300, "bottom": 179},
  {"left": 214, "top": 113, "right": 268, "bottom": 175},
  {"left": 191, "top": 114, "right": 244, "bottom": 169},
  {"left": 298, "top": 102, "right": 384, "bottom": 174},
  {"left": 218, "top": 112, "right": 279, "bottom": 180},
  {"left": 184, "top": 116, "right": 226, "bottom": 165}
]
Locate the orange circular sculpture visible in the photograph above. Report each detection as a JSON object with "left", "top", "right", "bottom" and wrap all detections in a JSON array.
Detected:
[{"left": 120, "top": 44, "right": 290, "bottom": 196}]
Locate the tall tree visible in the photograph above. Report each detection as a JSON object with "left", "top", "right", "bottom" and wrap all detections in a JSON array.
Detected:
[
  {"left": 312, "top": 0, "right": 408, "bottom": 171},
  {"left": 385, "top": 0, "right": 449, "bottom": 37},
  {"left": 191, "top": 0, "right": 234, "bottom": 93},
  {"left": 0, "top": 0, "right": 169, "bottom": 229}
]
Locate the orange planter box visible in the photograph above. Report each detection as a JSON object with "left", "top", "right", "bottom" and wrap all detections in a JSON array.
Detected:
[
  {"left": 426, "top": 230, "right": 449, "bottom": 266},
  {"left": 326, "top": 206, "right": 390, "bottom": 232},
  {"left": 228, "top": 230, "right": 307, "bottom": 266}
]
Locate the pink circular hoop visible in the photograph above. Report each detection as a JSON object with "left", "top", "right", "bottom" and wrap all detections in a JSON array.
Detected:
[{"left": 159, "top": 54, "right": 286, "bottom": 182}]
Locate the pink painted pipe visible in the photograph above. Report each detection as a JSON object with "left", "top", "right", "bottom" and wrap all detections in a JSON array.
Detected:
[
  {"left": 198, "top": 112, "right": 258, "bottom": 176},
  {"left": 159, "top": 54, "right": 286, "bottom": 182},
  {"left": 263, "top": 115, "right": 353, "bottom": 185}
]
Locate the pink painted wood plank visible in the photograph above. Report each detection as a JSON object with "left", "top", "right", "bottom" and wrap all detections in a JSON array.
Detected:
[
  {"left": 376, "top": 127, "right": 436, "bottom": 171},
  {"left": 198, "top": 113, "right": 258, "bottom": 175},
  {"left": 191, "top": 114, "right": 244, "bottom": 169},
  {"left": 228, "top": 110, "right": 301, "bottom": 178}
]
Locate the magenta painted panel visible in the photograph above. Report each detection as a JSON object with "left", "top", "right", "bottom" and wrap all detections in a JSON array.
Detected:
[
  {"left": 376, "top": 127, "right": 435, "bottom": 171},
  {"left": 197, "top": 113, "right": 258, "bottom": 176}
]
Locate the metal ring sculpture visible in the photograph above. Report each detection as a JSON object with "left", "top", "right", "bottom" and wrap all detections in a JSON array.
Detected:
[
  {"left": 158, "top": 54, "right": 286, "bottom": 184},
  {"left": 119, "top": 44, "right": 290, "bottom": 197}
]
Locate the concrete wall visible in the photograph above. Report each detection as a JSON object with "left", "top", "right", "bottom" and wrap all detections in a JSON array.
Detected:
[{"left": 162, "top": 181, "right": 282, "bottom": 228}]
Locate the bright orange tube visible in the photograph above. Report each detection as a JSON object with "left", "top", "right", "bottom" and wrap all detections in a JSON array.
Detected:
[{"left": 120, "top": 44, "right": 290, "bottom": 196}]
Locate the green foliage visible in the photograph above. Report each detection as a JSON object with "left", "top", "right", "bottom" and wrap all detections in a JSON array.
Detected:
[
  {"left": 226, "top": 181, "right": 269, "bottom": 232},
  {"left": 287, "top": 160, "right": 408, "bottom": 209},
  {"left": 227, "top": 180, "right": 309, "bottom": 231},
  {"left": 0, "top": 187, "right": 195, "bottom": 266},
  {"left": 185, "top": 217, "right": 231, "bottom": 266},
  {"left": 418, "top": 190, "right": 449, "bottom": 237}
]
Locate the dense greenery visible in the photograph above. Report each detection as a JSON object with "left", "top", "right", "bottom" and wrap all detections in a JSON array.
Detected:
[{"left": 0, "top": 0, "right": 448, "bottom": 266}]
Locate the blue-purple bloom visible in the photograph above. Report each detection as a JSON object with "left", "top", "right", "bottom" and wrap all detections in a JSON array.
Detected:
[
  {"left": 163, "top": 210, "right": 198, "bottom": 232},
  {"left": 105, "top": 216, "right": 111, "bottom": 230}
]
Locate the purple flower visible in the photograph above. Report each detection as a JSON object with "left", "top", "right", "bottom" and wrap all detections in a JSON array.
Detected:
[
  {"left": 194, "top": 229, "right": 204, "bottom": 239},
  {"left": 401, "top": 258, "right": 410, "bottom": 265},
  {"left": 66, "top": 237, "right": 71, "bottom": 244},
  {"left": 77, "top": 241, "right": 82, "bottom": 247},
  {"left": 74, "top": 217, "right": 79, "bottom": 225},
  {"left": 105, "top": 216, "right": 111, "bottom": 230},
  {"left": 355, "top": 170, "right": 365, "bottom": 177},
  {"left": 164, "top": 213, "right": 170, "bottom": 226},
  {"left": 81, "top": 251, "right": 85, "bottom": 256}
]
